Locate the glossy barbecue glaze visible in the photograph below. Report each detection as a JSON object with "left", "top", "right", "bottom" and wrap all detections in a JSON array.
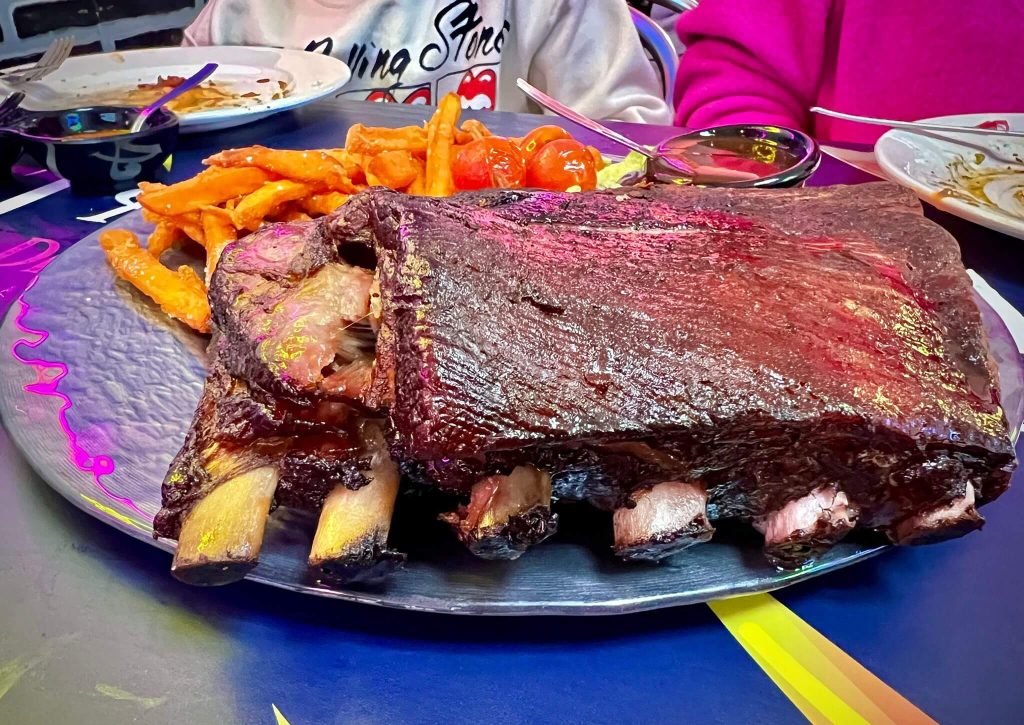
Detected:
[
  {"left": 157, "top": 182, "right": 1016, "bottom": 569},
  {"left": 364, "top": 183, "right": 1014, "bottom": 555}
]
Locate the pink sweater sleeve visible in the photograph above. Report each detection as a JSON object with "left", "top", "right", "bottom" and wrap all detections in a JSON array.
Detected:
[{"left": 673, "top": 0, "right": 834, "bottom": 130}]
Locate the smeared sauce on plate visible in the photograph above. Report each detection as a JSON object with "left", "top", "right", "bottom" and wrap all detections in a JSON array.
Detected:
[
  {"left": 936, "top": 152, "right": 1024, "bottom": 220},
  {"left": 80, "top": 75, "right": 292, "bottom": 115}
]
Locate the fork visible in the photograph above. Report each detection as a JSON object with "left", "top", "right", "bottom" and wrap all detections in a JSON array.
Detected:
[
  {"left": 0, "top": 36, "right": 74, "bottom": 87},
  {"left": 811, "top": 106, "right": 1024, "bottom": 140},
  {"left": 0, "top": 36, "right": 74, "bottom": 124}
]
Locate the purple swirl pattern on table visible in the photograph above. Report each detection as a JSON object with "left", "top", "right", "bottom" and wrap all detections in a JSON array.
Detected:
[
  {"left": 10, "top": 276, "right": 140, "bottom": 516},
  {"left": 0, "top": 237, "right": 62, "bottom": 317}
]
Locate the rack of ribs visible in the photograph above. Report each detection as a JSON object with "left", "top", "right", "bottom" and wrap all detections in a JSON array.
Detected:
[{"left": 154, "top": 182, "right": 1016, "bottom": 583}]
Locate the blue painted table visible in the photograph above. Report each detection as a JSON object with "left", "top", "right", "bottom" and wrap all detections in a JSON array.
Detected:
[{"left": 0, "top": 100, "right": 1021, "bottom": 724}]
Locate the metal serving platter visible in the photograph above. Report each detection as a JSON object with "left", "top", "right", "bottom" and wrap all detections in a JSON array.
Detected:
[{"left": 2, "top": 212, "right": 1022, "bottom": 615}]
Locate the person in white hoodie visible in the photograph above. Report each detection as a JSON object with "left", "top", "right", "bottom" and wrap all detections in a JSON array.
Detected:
[{"left": 183, "top": 0, "right": 672, "bottom": 124}]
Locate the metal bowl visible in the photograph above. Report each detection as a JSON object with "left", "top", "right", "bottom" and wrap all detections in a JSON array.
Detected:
[
  {"left": 11, "top": 105, "right": 178, "bottom": 195},
  {"left": 657, "top": 124, "right": 821, "bottom": 188}
]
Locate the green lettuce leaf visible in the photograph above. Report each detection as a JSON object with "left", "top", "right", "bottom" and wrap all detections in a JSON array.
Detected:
[{"left": 596, "top": 150, "right": 648, "bottom": 189}]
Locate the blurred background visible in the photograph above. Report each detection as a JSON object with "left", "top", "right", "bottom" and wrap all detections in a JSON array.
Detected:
[
  {"left": 0, "top": 1, "right": 685, "bottom": 71},
  {"left": 0, "top": 0, "right": 207, "bottom": 68},
  {"left": 0, "top": 0, "right": 685, "bottom": 73}
]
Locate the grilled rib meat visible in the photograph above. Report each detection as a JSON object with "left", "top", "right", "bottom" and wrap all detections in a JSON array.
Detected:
[
  {"left": 153, "top": 343, "right": 379, "bottom": 540},
  {"left": 154, "top": 241, "right": 386, "bottom": 546},
  {"left": 363, "top": 183, "right": 1015, "bottom": 564},
  {"left": 210, "top": 219, "right": 377, "bottom": 408},
  {"left": 157, "top": 182, "right": 1016, "bottom": 573}
]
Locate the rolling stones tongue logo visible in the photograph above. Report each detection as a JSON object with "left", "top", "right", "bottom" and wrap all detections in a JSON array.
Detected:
[
  {"left": 365, "top": 89, "right": 398, "bottom": 103},
  {"left": 363, "top": 85, "right": 432, "bottom": 105},
  {"left": 456, "top": 68, "right": 497, "bottom": 110},
  {"left": 404, "top": 87, "right": 432, "bottom": 105}
]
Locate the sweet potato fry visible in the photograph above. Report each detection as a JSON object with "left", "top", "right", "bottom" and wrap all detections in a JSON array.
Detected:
[
  {"left": 272, "top": 205, "right": 314, "bottom": 223},
  {"left": 232, "top": 180, "right": 312, "bottom": 232},
  {"left": 409, "top": 156, "right": 427, "bottom": 193},
  {"left": 146, "top": 221, "right": 183, "bottom": 259},
  {"left": 301, "top": 192, "right": 350, "bottom": 217},
  {"left": 201, "top": 205, "right": 234, "bottom": 222},
  {"left": 325, "top": 149, "right": 367, "bottom": 185},
  {"left": 367, "top": 150, "right": 419, "bottom": 189},
  {"left": 170, "top": 211, "right": 206, "bottom": 246},
  {"left": 345, "top": 124, "right": 427, "bottom": 155},
  {"left": 461, "top": 119, "right": 492, "bottom": 141},
  {"left": 407, "top": 165, "right": 427, "bottom": 195},
  {"left": 453, "top": 127, "right": 475, "bottom": 145},
  {"left": 139, "top": 167, "right": 272, "bottom": 216},
  {"left": 99, "top": 229, "right": 210, "bottom": 333},
  {"left": 200, "top": 209, "right": 238, "bottom": 285},
  {"left": 425, "top": 93, "right": 462, "bottom": 196},
  {"left": 205, "top": 146, "right": 358, "bottom": 193}
]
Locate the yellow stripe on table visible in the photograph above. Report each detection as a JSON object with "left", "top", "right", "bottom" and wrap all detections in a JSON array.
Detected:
[{"left": 709, "top": 594, "right": 937, "bottom": 725}]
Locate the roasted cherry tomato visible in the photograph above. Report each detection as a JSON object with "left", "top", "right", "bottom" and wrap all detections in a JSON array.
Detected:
[
  {"left": 451, "top": 137, "right": 526, "bottom": 190},
  {"left": 518, "top": 125, "right": 572, "bottom": 162},
  {"left": 525, "top": 138, "right": 597, "bottom": 191}
]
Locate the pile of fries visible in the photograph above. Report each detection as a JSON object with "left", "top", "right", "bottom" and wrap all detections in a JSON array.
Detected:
[{"left": 99, "top": 94, "right": 531, "bottom": 332}]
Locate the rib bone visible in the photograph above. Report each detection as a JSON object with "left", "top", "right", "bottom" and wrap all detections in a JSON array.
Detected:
[
  {"left": 309, "top": 444, "right": 404, "bottom": 581},
  {"left": 171, "top": 465, "right": 279, "bottom": 585},
  {"left": 440, "top": 465, "right": 558, "bottom": 560},
  {"left": 754, "top": 486, "right": 858, "bottom": 568},
  {"left": 891, "top": 484, "right": 983, "bottom": 545},
  {"left": 613, "top": 480, "right": 714, "bottom": 561}
]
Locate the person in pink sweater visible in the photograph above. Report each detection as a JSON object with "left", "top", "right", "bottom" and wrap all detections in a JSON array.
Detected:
[{"left": 672, "top": 0, "right": 1024, "bottom": 144}]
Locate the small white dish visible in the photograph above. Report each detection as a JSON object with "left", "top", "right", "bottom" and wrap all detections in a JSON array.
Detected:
[
  {"left": 875, "top": 112, "right": 1024, "bottom": 240},
  {"left": 8, "top": 46, "right": 351, "bottom": 134}
]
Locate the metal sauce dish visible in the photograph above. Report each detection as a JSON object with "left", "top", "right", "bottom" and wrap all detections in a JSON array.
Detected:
[
  {"left": 655, "top": 124, "right": 821, "bottom": 188},
  {"left": 5, "top": 105, "right": 178, "bottom": 194}
]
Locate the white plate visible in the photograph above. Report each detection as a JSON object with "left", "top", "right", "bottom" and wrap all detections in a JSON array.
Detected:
[
  {"left": 11, "top": 46, "right": 351, "bottom": 134},
  {"left": 875, "top": 113, "right": 1024, "bottom": 240}
]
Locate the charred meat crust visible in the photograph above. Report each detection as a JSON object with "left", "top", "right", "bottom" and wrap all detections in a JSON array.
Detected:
[
  {"left": 440, "top": 505, "right": 559, "bottom": 560},
  {"left": 361, "top": 183, "right": 1014, "bottom": 554},
  {"left": 313, "top": 541, "right": 406, "bottom": 584},
  {"left": 159, "top": 183, "right": 1016, "bottom": 568},
  {"left": 613, "top": 520, "right": 715, "bottom": 562},
  {"left": 155, "top": 338, "right": 377, "bottom": 539},
  {"left": 368, "top": 184, "right": 1011, "bottom": 458},
  {"left": 274, "top": 434, "right": 372, "bottom": 510}
]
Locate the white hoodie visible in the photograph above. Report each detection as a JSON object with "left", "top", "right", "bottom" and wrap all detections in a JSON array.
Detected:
[{"left": 183, "top": 0, "right": 673, "bottom": 124}]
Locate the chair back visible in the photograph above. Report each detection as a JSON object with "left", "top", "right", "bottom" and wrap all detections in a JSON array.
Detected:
[{"left": 630, "top": 7, "right": 680, "bottom": 105}]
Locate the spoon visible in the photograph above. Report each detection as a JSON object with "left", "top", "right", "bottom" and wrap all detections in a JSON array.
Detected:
[
  {"left": 515, "top": 77, "right": 696, "bottom": 181},
  {"left": 129, "top": 63, "right": 218, "bottom": 133},
  {"left": 811, "top": 107, "right": 1024, "bottom": 140}
]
